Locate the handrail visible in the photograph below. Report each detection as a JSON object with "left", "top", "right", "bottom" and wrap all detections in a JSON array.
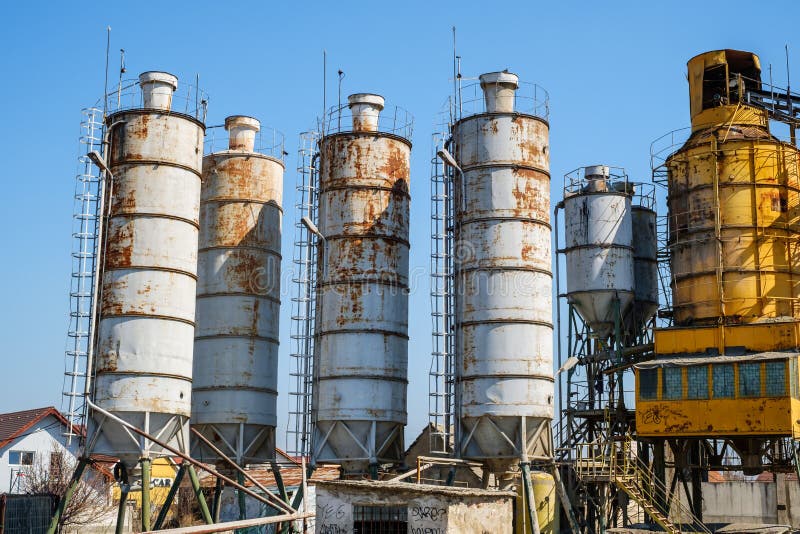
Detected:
[{"left": 573, "top": 433, "right": 712, "bottom": 534}]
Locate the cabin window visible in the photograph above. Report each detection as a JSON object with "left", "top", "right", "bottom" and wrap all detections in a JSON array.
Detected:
[
  {"left": 663, "top": 367, "right": 683, "bottom": 399},
  {"left": 765, "top": 361, "right": 786, "bottom": 396},
  {"left": 640, "top": 369, "right": 658, "bottom": 400},
  {"left": 687, "top": 365, "right": 709, "bottom": 399},
  {"left": 713, "top": 364, "right": 734, "bottom": 398},
  {"left": 739, "top": 362, "right": 762, "bottom": 397}
]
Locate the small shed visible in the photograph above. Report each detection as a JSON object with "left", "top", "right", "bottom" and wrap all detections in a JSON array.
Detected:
[{"left": 315, "top": 480, "right": 515, "bottom": 533}]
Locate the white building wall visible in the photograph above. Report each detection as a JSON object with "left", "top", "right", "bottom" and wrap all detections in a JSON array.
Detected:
[{"left": 0, "top": 414, "right": 81, "bottom": 493}]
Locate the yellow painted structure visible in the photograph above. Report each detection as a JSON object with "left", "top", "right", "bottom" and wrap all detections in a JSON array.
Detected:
[
  {"left": 635, "top": 354, "right": 800, "bottom": 437},
  {"left": 515, "top": 471, "right": 559, "bottom": 534},
  {"left": 667, "top": 49, "right": 800, "bottom": 326},
  {"left": 112, "top": 457, "right": 178, "bottom": 509},
  {"left": 637, "top": 49, "right": 800, "bottom": 441}
]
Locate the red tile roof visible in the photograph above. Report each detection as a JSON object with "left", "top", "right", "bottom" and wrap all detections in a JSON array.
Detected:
[
  {"left": 199, "top": 462, "right": 340, "bottom": 489},
  {"left": 0, "top": 407, "right": 79, "bottom": 449}
]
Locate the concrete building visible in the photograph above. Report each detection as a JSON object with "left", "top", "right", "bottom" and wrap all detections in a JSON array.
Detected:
[{"left": 314, "top": 480, "right": 515, "bottom": 533}]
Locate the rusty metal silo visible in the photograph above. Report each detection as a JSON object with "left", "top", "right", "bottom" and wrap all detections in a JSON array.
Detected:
[
  {"left": 92, "top": 71, "right": 205, "bottom": 470},
  {"left": 191, "top": 116, "right": 284, "bottom": 466},
  {"left": 311, "top": 94, "right": 412, "bottom": 475},
  {"left": 452, "top": 72, "right": 553, "bottom": 473}
]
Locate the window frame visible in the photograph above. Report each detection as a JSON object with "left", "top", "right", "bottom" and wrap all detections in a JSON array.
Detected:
[{"left": 8, "top": 450, "right": 35, "bottom": 466}]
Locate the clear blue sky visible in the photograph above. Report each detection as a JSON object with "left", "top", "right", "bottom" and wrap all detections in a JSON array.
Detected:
[{"left": 2, "top": 1, "right": 798, "bottom": 449}]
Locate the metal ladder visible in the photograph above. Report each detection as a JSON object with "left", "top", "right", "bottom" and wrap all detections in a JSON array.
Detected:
[
  {"left": 62, "top": 107, "right": 104, "bottom": 444},
  {"left": 429, "top": 132, "right": 455, "bottom": 454},
  {"left": 287, "top": 131, "right": 320, "bottom": 458}
]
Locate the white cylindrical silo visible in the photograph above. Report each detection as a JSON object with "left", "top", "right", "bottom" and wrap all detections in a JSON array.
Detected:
[
  {"left": 453, "top": 72, "right": 553, "bottom": 473},
  {"left": 92, "top": 72, "right": 204, "bottom": 470},
  {"left": 191, "top": 116, "right": 284, "bottom": 466},
  {"left": 311, "top": 94, "right": 412, "bottom": 474},
  {"left": 563, "top": 166, "right": 635, "bottom": 339}
]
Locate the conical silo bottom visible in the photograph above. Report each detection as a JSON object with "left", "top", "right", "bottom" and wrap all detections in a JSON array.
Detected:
[
  {"left": 460, "top": 415, "right": 552, "bottom": 474},
  {"left": 191, "top": 422, "right": 276, "bottom": 468},
  {"left": 312, "top": 420, "right": 405, "bottom": 475},
  {"left": 88, "top": 412, "right": 189, "bottom": 472}
]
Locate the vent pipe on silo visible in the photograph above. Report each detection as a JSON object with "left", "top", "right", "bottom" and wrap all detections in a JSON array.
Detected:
[
  {"left": 139, "top": 71, "right": 178, "bottom": 111},
  {"left": 584, "top": 165, "right": 610, "bottom": 193},
  {"left": 225, "top": 115, "right": 260, "bottom": 152},
  {"left": 479, "top": 71, "right": 519, "bottom": 113},
  {"left": 348, "top": 93, "right": 384, "bottom": 132}
]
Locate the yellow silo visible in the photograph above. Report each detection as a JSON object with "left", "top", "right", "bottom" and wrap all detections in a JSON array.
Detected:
[{"left": 669, "top": 49, "right": 800, "bottom": 327}]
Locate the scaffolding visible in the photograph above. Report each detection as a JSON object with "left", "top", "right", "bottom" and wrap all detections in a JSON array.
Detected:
[
  {"left": 287, "top": 131, "right": 320, "bottom": 458},
  {"left": 62, "top": 107, "right": 104, "bottom": 445}
]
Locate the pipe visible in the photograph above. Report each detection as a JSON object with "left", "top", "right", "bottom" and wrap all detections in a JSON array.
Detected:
[
  {"left": 188, "top": 465, "right": 213, "bottom": 525},
  {"left": 520, "top": 463, "right": 541, "bottom": 534},
  {"left": 153, "top": 464, "right": 186, "bottom": 530},
  {"left": 150, "top": 512, "right": 315, "bottom": 534},
  {"left": 115, "top": 484, "right": 130, "bottom": 534},
  {"left": 190, "top": 428, "right": 294, "bottom": 514},
  {"left": 87, "top": 400, "right": 291, "bottom": 514},
  {"left": 47, "top": 458, "right": 88, "bottom": 534}
]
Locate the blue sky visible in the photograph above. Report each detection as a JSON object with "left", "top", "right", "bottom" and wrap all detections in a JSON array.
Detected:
[{"left": 1, "top": 1, "right": 798, "bottom": 449}]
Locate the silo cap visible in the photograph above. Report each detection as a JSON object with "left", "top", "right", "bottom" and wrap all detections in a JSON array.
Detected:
[
  {"left": 138, "top": 71, "right": 178, "bottom": 90},
  {"left": 585, "top": 165, "right": 610, "bottom": 178},
  {"left": 348, "top": 93, "right": 385, "bottom": 110},
  {"left": 479, "top": 71, "right": 519, "bottom": 89},
  {"left": 224, "top": 115, "right": 261, "bottom": 132}
]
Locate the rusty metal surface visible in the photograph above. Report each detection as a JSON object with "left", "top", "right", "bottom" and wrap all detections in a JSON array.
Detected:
[
  {"left": 312, "top": 126, "right": 411, "bottom": 472},
  {"left": 452, "top": 107, "right": 553, "bottom": 470},
  {"left": 563, "top": 186, "right": 634, "bottom": 338},
  {"left": 93, "top": 105, "right": 204, "bottom": 467},
  {"left": 667, "top": 129, "right": 800, "bottom": 325},
  {"left": 192, "top": 127, "right": 284, "bottom": 465}
]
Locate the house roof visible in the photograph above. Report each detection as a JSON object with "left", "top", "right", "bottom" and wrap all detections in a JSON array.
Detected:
[{"left": 0, "top": 407, "right": 79, "bottom": 449}]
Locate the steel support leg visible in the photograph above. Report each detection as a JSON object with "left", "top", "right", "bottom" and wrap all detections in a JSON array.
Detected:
[
  {"left": 46, "top": 457, "right": 88, "bottom": 534},
  {"left": 115, "top": 485, "right": 130, "bottom": 534},
  {"left": 520, "top": 463, "right": 541, "bottom": 534},
  {"left": 271, "top": 462, "right": 289, "bottom": 503},
  {"left": 141, "top": 458, "right": 152, "bottom": 532},
  {"left": 188, "top": 465, "right": 213, "bottom": 524},
  {"left": 153, "top": 464, "right": 185, "bottom": 530},
  {"left": 237, "top": 471, "right": 246, "bottom": 521},
  {"left": 211, "top": 477, "right": 223, "bottom": 523}
]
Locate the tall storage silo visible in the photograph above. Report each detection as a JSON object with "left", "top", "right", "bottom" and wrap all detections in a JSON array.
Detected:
[
  {"left": 668, "top": 50, "right": 800, "bottom": 325},
  {"left": 311, "top": 94, "right": 412, "bottom": 475},
  {"left": 92, "top": 72, "right": 205, "bottom": 471},
  {"left": 563, "top": 165, "right": 635, "bottom": 339},
  {"left": 452, "top": 72, "right": 553, "bottom": 473},
  {"left": 191, "top": 116, "right": 284, "bottom": 466}
]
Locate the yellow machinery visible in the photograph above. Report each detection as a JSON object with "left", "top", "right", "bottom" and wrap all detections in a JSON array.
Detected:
[
  {"left": 640, "top": 50, "right": 800, "bottom": 438},
  {"left": 632, "top": 50, "right": 800, "bottom": 521}
]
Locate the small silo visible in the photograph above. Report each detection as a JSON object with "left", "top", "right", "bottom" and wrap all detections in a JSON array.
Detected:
[
  {"left": 92, "top": 72, "right": 205, "bottom": 470},
  {"left": 191, "top": 116, "right": 284, "bottom": 466},
  {"left": 311, "top": 94, "right": 412, "bottom": 474},
  {"left": 628, "top": 186, "right": 659, "bottom": 336},
  {"left": 563, "top": 165, "right": 635, "bottom": 339},
  {"left": 452, "top": 72, "right": 553, "bottom": 472}
]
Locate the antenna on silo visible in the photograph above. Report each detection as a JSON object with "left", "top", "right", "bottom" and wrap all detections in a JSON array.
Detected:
[
  {"left": 117, "top": 49, "right": 125, "bottom": 109},
  {"left": 103, "top": 27, "right": 110, "bottom": 120}
]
